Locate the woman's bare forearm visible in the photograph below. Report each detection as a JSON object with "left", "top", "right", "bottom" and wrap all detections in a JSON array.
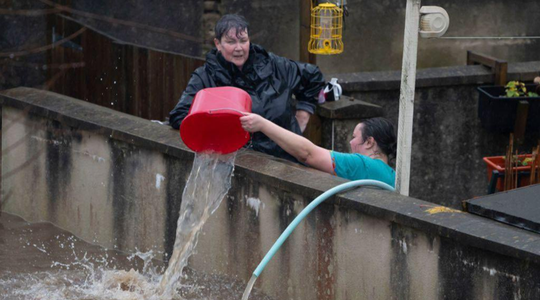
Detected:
[
  {"left": 240, "top": 114, "right": 333, "bottom": 173},
  {"left": 260, "top": 118, "right": 314, "bottom": 163}
]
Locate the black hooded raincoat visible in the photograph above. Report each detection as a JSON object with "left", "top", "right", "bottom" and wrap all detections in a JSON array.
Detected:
[{"left": 169, "top": 44, "right": 325, "bottom": 161}]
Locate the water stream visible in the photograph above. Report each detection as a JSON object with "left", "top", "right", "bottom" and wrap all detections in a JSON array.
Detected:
[{"left": 158, "top": 152, "right": 237, "bottom": 296}]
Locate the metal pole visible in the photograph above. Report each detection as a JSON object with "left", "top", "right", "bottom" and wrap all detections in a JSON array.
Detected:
[{"left": 395, "top": 0, "right": 421, "bottom": 196}]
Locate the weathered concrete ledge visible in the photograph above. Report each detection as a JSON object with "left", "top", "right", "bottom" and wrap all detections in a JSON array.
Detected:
[
  {"left": 0, "top": 87, "right": 348, "bottom": 201},
  {"left": 317, "top": 96, "right": 384, "bottom": 120},
  {"left": 2, "top": 87, "right": 540, "bottom": 299},
  {"left": 331, "top": 61, "right": 540, "bottom": 92}
]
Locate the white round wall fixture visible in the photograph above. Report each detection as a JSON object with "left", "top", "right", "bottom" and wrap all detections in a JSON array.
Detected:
[{"left": 419, "top": 6, "right": 450, "bottom": 38}]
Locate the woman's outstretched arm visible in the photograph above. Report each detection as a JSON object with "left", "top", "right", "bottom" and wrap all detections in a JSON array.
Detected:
[{"left": 240, "top": 113, "right": 333, "bottom": 173}]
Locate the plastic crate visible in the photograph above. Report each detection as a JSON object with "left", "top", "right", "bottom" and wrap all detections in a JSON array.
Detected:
[
  {"left": 477, "top": 85, "right": 540, "bottom": 132},
  {"left": 483, "top": 155, "right": 532, "bottom": 192}
]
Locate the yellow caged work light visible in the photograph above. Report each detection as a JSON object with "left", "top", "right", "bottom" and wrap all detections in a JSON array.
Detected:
[{"left": 308, "top": 1, "right": 344, "bottom": 55}]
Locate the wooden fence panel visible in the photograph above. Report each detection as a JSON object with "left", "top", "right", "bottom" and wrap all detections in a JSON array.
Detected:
[{"left": 47, "top": 16, "right": 205, "bottom": 122}]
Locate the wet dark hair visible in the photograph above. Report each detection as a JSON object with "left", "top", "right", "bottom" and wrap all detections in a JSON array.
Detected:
[
  {"left": 360, "top": 117, "right": 397, "bottom": 160},
  {"left": 214, "top": 14, "right": 250, "bottom": 41}
]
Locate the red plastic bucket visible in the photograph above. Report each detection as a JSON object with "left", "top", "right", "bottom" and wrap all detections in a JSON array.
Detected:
[{"left": 180, "top": 87, "right": 252, "bottom": 154}]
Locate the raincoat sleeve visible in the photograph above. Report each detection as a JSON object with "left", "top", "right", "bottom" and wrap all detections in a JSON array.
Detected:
[
  {"left": 285, "top": 60, "right": 325, "bottom": 114},
  {"left": 169, "top": 71, "right": 206, "bottom": 130}
]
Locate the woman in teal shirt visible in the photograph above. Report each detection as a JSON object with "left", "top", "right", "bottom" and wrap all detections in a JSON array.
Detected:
[{"left": 240, "top": 115, "right": 396, "bottom": 187}]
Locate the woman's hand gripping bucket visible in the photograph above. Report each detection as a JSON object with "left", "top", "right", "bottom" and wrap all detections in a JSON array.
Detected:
[{"left": 180, "top": 87, "right": 253, "bottom": 154}]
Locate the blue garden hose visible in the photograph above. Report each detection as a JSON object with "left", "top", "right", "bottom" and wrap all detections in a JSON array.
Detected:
[{"left": 242, "top": 179, "right": 395, "bottom": 300}]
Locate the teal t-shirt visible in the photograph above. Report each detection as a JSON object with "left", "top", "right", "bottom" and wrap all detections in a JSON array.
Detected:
[{"left": 330, "top": 151, "right": 396, "bottom": 187}]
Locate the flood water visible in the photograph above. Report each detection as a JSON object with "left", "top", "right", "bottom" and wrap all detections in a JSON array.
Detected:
[
  {"left": 0, "top": 212, "right": 273, "bottom": 300},
  {"left": 0, "top": 152, "right": 274, "bottom": 300}
]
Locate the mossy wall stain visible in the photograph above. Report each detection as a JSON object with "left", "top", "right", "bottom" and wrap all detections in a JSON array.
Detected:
[
  {"left": 164, "top": 154, "right": 191, "bottom": 261},
  {"left": 109, "top": 140, "right": 138, "bottom": 250},
  {"left": 45, "top": 119, "right": 77, "bottom": 221}
]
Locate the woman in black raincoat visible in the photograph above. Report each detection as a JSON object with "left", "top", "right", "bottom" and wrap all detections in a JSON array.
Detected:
[{"left": 169, "top": 14, "right": 325, "bottom": 162}]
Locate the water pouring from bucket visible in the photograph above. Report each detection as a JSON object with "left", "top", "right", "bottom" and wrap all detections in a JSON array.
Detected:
[
  {"left": 158, "top": 87, "right": 252, "bottom": 296},
  {"left": 180, "top": 87, "right": 253, "bottom": 154}
]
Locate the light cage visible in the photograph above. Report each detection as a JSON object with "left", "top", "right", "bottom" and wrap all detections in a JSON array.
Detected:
[{"left": 308, "top": 2, "right": 344, "bottom": 55}]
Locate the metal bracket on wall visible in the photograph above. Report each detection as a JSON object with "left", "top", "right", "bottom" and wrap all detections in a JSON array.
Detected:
[{"left": 466, "top": 50, "right": 508, "bottom": 86}]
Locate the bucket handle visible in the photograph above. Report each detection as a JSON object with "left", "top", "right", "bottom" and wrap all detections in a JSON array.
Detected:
[{"left": 208, "top": 108, "right": 247, "bottom": 116}]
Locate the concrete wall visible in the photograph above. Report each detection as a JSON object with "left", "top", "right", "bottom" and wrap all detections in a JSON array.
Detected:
[
  {"left": 330, "top": 61, "right": 540, "bottom": 208},
  {"left": 226, "top": 0, "right": 540, "bottom": 74},
  {"left": 2, "top": 87, "right": 540, "bottom": 299},
  {"left": 2, "top": 0, "right": 539, "bottom": 87}
]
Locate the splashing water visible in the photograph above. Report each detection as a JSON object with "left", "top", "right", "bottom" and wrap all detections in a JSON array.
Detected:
[
  {"left": 0, "top": 212, "right": 168, "bottom": 300},
  {"left": 158, "top": 152, "right": 237, "bottom": 296}
]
